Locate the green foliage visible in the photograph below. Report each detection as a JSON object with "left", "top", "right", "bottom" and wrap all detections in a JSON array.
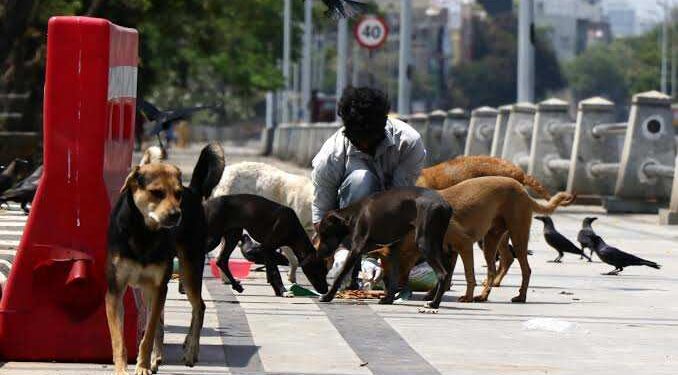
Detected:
[
  {"left": 1, "top": 0, "right": 306, "bottom": 128},
  {"left": 448, "top": 13, "right": 565, "bottom": 109},
  {"left": 565, "top": 27, "right": 662, "bottom": 106}
]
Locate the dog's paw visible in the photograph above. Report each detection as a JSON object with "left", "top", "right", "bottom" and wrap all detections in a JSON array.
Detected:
[
  {"left": 151, "top": 353, "right": 162, "bottom": 373},
  {"left": 318, "top": 293, "right": 333, "bottom": 302},
  {"left": 418, "top": 304, "right": 439, "bottom": 314},
  {"left": 134, "top": 365, "right": 153, "bottom": 375},
  {"left": 378, "top": 296, "right": 394, "bottom": 305},
  {"left": 182, "top": 336, "right": 199, "bottom": 367},
  {"left": 511, "top": 295, "right": 526, "bottom": 303},
  {"left": 232, "top": 283, "right": 244, "bottom": 293},
  {"left": 473, "top": 295, "right": 488, "bottom": 302},
  {"left": 457, "top": 295, "right": 473, "bottom": 303},
  {"left": 114, "top": 369, "right": 130, "bottom": 375}
]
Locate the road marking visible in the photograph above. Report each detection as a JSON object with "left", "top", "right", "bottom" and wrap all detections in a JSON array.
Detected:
[
  {"left": 204, "top": 274, "right": 266, "bottom": 374},
  {"left": 316, "top": 302, "right": 441, "bottom": 375}
]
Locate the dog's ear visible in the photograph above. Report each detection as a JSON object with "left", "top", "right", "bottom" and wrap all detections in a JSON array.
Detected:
[{"left": 121, "top": 165, "right": 141, "bottom": 193}]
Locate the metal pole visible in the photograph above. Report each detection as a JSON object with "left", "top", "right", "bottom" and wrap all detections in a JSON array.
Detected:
[
  {"left": 398, "top": 0, "right": 412, "bottom": 115},
  {"left": 282, "top": 0, "right": 291, "bottom": 124},
  {"left": 662, "top": 3, "right": 669, "bottom": 94},
  {"left": 302, "top": 0, "right": 313, "bottom": 123},
  {"left": 352, "top": 41, "right": 360, "bottom": 86},
  {"left": 517, "top": 0, "right": 534, "bottom": 102},
  {"left": 336, "top": 18, "right": 348, "bottom": 103}
]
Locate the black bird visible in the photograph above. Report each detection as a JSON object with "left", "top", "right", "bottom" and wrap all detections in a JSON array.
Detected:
[
  {"left": 0, "top": 158, "right": 31, "bottom": 195},
  {"left": 0, "top": 165, "right": 42, "bottom": 214},
  {"left": 321, "top": 0, "right": 367, "bottom": 18},
  {"left": 534, "top": 216, "right": 592, "bottom": 262},
  {"left": 578, "top": 217, "right": 598, "bottom": 259},
  {"left": 588, "top": 235, "right": 660, "bottom": 275},
  {"left": 136, "top": 100, "right": 215, "bottom": 137}
]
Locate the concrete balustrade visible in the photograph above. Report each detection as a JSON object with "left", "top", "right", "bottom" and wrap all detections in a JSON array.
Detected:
[
  {"left": 501, "top": 102, "right": 536, "bottom": 170},
  {"left": 609, "top": 91, "right": 675, "bottom": 212},
  {"left": 464, "top": 106, "right": 498, "bottom": 156},
  {"left": 528, "top": 98, "right": 573, "bottom": 193},
  {"left": 426, "top": 110, "right": 447, "bottom": 165},
  {"left": 267, "top": 91, "right": 678, "bottom": 219},
  {"left": 440, "top": 108, "right": 468, "bottom": 161},
  {"left": 490, "top": 105, "right": 511, "bottom": 157}
]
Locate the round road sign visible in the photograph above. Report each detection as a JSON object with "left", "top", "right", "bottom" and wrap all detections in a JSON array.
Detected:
[{"left": 354, "top": 16, "right": 388, "bottom": 50}]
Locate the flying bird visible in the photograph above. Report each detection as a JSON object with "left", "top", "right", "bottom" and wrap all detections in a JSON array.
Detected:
[
  {"left": 534, "top": 216, "right": 592, "bottom": 262},
  {"left": 321, "top": 0, "right": 367, "bottom": 18},
  {"left": 588, "top": 235, "right": 660, "bottom": 275},
  {"left": 136, "top": 99, "right": 216, "bottom": 137}
]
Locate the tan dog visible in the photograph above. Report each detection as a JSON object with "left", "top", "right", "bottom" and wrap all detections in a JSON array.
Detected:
[
  {"left": 416, "top": 155, "right": 551, "bottom": 200},
  {"left": 376, "top": 176, "right": 574, "bottom": 304}
]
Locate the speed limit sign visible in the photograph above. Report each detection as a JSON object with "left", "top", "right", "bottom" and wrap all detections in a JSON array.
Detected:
[{"left": 354, "top": 16, "right": 388, "bottom": 49}]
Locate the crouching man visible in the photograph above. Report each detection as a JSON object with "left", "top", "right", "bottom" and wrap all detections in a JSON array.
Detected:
[{"left": 311, "top": 86, "right": 426, "bottom": 289}]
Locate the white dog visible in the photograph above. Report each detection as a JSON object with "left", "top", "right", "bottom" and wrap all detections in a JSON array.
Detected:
[{"left": 212, "top": 162, "right": 314, "bottom": 283}]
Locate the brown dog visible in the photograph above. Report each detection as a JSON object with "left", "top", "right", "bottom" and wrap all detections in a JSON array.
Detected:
[
  {"left": 416, "top": 155, "right": 551, "bottom": 200},
  {"left": 376, "top": 176, "right": 574, "bottom": 304}
]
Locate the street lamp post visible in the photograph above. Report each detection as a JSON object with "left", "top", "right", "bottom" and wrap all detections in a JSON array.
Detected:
[{"left": 398, "top": 0, "right": 412, "bottom": 115}]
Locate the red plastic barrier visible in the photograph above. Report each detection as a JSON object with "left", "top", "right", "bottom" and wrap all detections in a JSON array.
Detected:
[{"left": 0, "top": 16, "right": 142, "bottom": 362}]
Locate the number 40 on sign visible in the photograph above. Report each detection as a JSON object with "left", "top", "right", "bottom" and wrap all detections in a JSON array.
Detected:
[{"left": 354, "top": 16, "right": 389, "bottom": 50}]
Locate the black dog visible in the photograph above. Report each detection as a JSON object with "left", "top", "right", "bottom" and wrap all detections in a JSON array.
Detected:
[
  {"left": 205, "top": 194, "right": 328, "bottom": 297},
  {"left": 106, "top": 143, "right": 224, "bottom": 374},
  {"left": 315, "top": 187, "right": 453, "bottom": 309}
]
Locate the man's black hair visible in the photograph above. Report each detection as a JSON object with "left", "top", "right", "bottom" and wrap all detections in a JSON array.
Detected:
[{"left": 337, "top": 86, "right": 390, "bottom": 142}]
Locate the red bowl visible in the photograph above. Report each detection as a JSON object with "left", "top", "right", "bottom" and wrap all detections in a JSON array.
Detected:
[{"left": 210, "top": 258, "right": 252, "bottom": 280}]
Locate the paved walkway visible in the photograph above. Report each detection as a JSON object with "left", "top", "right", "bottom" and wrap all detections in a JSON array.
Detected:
[{"left": 1, "top": 143, "right": 677, "bottom": 374}]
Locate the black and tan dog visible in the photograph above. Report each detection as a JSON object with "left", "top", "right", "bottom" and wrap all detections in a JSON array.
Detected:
[
  {"left": 105, "top": 143, "right": 224, "bottom": 375},
  {"left": 315, "top": 187, "right": 453, "bottom": 309},
  {"left": 204, "top": 194, "right": 328, "bottom": 297}
]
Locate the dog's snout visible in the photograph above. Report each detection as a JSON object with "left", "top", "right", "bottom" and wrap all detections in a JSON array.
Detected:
[{"left": 167, "top": 209, "right": 182, "bottom": 224}]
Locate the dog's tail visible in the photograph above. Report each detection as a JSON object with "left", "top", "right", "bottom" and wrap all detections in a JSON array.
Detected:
[
  {"left": 521, "top": 174, "right": 552, "bottom": 201},
  {"left": 529, "top": 192, "right": 575, "bottom": 215},
  {"left": 189, "top": 143, "right": 225, "bottom": 199}
]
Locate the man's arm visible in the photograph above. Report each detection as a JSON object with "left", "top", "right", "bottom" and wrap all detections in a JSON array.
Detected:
[
  {"left": 311, "top": 150, "right": 343, "bottom": 225},
  {"left": 391, "top": 136, "right": 426, "bottom": 187}
]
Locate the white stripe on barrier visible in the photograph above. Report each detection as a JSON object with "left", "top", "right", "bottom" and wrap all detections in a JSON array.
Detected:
[{"left": 107, "top": 66, "right": 138, "bottom": 100}]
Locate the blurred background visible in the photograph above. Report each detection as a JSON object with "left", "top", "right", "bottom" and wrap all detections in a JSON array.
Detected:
[{"left": 1, "top": 0, "right": 677, "bottom": 144}]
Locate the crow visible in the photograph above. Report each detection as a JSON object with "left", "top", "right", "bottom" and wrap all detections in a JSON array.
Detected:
[
  {"left": 588, "top": 235, "right": 660, "bottom": 275},
  {"left": 136, "top": 99, "right": 215, "bottom": 137},
  {"left": 0, "top": 165, "right": 41, "bottom": 214},
  {"left": 534, "top": 216, "right": 592, "bottom": 262},
  {"left": 578, "top": 217, "right": 598, "bottom": 259},
  {"left": 320, "top": 0, "right": 367, "bottom": 19},
  {"left": 0, "top": 158, "right": 31, "bottom": 195}
]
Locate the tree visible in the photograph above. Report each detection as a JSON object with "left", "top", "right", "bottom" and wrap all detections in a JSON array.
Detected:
[
  {"left": 565, "top": 26, "right": 665, "bottom": 109},
  {"left": 446, "top": 13, "right": 566, "bottom": 109},
  {"left": 1, "top": 0, "right": 304, "bottom": 131}
]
